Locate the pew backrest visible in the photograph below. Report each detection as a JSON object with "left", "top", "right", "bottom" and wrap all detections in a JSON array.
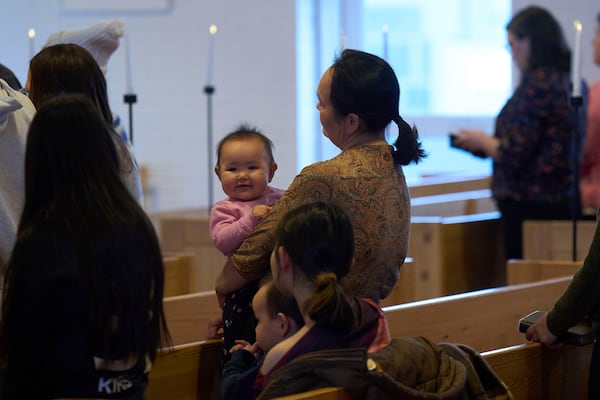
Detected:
[
  {"left": 163, "top": 252, "right": 196, "bottom": 297},
  {"left": 383, "top": 276, "right": 573, "bottom": 352},
  {"left": 408, "top": 174, "right": 491, "bottom": 198},
  {"left": 146, "top": 339, "right": 223, "bottom": 400},
  {"left": 163, "top": 290, "right": 221, "bottom": 345},
  {"left": 506, "top": 259, "right": 582, "bottom": 285},
  {"left": 522, "top": 220, "right": 597, "bottom": 261},
  {"left": 408, "top": 212, "right": 505, "bottom": 300},
  {"left": 411, "top": 189, "right": 495, "bottom": 217},
  {"left": 483, "top": 342, "right": 592, "bottom": 400}
]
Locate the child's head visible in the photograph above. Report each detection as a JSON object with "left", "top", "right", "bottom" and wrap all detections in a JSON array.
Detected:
[
  {"left": 214, "top": 124, "right": 278, "bottom": 202},
  {"left": 252, "top": 280, "right": 304, "bottom": 353},
  {"left": 270, "top": 201, "right": 355, "bottom": 332}
]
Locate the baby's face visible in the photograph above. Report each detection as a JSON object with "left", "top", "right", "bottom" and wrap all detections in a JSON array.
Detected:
[
  {"left": 252, "top": 285, "right": 284, "bottom": 353},
  {"left": 216, "top": 138, "right": 274, "bottom": 201}
]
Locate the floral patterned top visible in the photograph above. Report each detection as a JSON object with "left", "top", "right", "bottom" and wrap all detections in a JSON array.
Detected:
[
  {"left": 492, "top": 66, "right": 574, "bottom": 203},
  {"left": 231, "top": 144, "right": 411, "bottom": 302}
]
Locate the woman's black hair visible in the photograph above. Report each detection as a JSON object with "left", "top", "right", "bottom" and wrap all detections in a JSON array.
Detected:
[
  {"left": 330, "top": 49, "right": 425, "bottom": 165},
  {"left": 2, "top": 94, "right": 169, "bottom": 364},
  {"left": 274, "top": 202, "right": 355, "bottom": 332}
]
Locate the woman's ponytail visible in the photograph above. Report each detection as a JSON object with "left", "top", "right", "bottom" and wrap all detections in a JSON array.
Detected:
[{"left": 391, "top": 115, "right": 426, "bottom": 165}]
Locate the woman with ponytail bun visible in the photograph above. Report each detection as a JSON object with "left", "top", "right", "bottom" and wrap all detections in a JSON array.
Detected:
[
  {"left": 217, "top": 50, "right": 423, "bottom": 338},
  {"left": 254, "top": 202, "right": 390, "bottom": 393}
]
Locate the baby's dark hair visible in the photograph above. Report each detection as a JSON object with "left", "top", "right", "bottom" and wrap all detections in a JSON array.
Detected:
[
  {"left": 263, "top": 280, "right": 304, "bottom": 328},
  {"left": 216, "top": 123, "right": 275, "bottom": 166}
]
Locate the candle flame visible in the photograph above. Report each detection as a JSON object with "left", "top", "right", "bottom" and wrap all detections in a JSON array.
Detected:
[
  {"left": 209, "top": 24, "right": 218, "bottom": 35},
  {"left": 28, "top": 28, "right": 36, "bottom": 39},
  {"left": 574, "top": 20, "right": 582, "bottom": 32},
  {"left": 382, "top": 24, "right": 389, "bottom": 33}
]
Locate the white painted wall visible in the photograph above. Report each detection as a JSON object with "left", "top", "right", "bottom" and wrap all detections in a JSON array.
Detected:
[
  {"left": 2, "top": 0, "right": 296, "bottom": 212},
  {"left": 2, "top": 0, "right": 599, "bottom": 211}
]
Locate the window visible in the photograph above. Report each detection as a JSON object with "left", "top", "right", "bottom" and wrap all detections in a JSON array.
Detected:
[{"left": 296, "top": 0, "right": 512, "bottom": 181}]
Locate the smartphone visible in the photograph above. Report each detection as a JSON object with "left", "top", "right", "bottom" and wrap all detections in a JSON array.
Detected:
[
  {"left": 448, "top": 132, "right": 460, "bottom": 148},
  {"left": 448, "top": 131, "right": 487, "bottom": 158},
  {"left": 518, "top": 310, "right": 544, "bottom": 333}
]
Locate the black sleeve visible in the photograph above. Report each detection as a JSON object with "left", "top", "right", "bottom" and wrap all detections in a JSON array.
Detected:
[{"left": 220, "top": 350, "right": 261, "bottom": 400}]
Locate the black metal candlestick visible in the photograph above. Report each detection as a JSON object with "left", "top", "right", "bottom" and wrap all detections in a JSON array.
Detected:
[
  {"left": 123, "top": 93, "right": 137, "bottom": 145},
  {"left": 204, "top": 84, "right": 215, "bottom": 209},
  {"left": 571, "top": 95, "right": 583, "bottom": 261}
]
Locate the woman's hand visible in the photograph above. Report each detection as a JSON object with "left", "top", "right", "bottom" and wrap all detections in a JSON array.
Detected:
[
  {"left": 526, "top": 312, "right": 563, "bottom": 348},
  {"left": 454, "top": 129, "right": 499, "bottom": 159}
]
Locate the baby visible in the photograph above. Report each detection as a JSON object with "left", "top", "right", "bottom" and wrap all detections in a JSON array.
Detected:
[{"left": 210, "top": 123, "right": 284, "bottom": 358}]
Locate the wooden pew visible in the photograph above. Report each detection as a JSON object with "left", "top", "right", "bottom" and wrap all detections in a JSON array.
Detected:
[
  {"left": 483, "top": 342, "right": 591, "bottom": 400},
  {"left": 163, "top": 290, "right": 221, "bottom": 346},
  {"left": 411, "top": 189, "right": 496, "bottom": 217},
  {"left": 408, "top": 174, "right": 491, "bottom": 198},
  {"left": 506, "top": 259, "right": 582, "bottom": 285},
  {"left": 383, "top": 276, "right": 573, "bottom": 353},
  {"left": 162, "top": 276, "right": 573, "bottom": 352},
  {"left": 522, "top": 219, "right": 597, "bottom": 261},
  {"left": 162, "top": 256, "right": 415, "bottom": 346},
  {"left": 163, "top": 252, "right": 196, "bottom": 297},
  {"left": 274, "top": 387, "right": 352, "bottom": 400},
  {"left": 380, "top": 257, "right": 415, "bottom": 307},
  {"left": 146, "top": 339, "right": 223, "bottom": 400},
  {"left": 408, "top": 212, "right": 505, "bottom": 300},
  {"left": 158, "top": 212, "right": 226, "bottom": 293}
]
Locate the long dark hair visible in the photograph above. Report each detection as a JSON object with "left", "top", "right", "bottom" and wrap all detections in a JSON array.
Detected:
[
  {"left": 28, "top": 44, "right": 113, "bottom": 124},
  {"left": 330, "top": 49, "right": 425, "bottom": 165},
  {"left": 274, "top": 202, "right": 355, "bottom": 332},
  {"left": 2, "top": 94, "right": 168, "bottom": 362},
  {"left": 506, "top": 6, "right": 570, "bottom": 73},
  {"left": 27, "top": 43, "right": 134, "bottom": 177}
]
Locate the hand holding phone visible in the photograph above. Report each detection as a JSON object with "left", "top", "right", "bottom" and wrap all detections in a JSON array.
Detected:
[{"left": 448, "top": 131, "right": 487, "bottom": 158}]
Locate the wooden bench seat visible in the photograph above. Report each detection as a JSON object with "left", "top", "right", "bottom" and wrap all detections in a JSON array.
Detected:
[
  {"left": 146, "top": 339, "right": 223, "bottom": 400},
  {"left": 163, "top": 252, "right": 196, "bottom": 297},
  {"left": 408, "top": 212, "right": 505, "bottom": 300},
  {"left": 383, "top": 276, "right": 572, "bottom": 352},
  {"left": 158, "top": 213, "right": 225, "bottom": 293},
  {"left": 411, "top": 189, "right": 495, "bottom": 217},
  {"left": 522, "top": 219, "right": 597, "bottom": 261},
  {"left": 506, "top": 259, "right": 582, "bottom": 285},
  {"left": 408, "top": 174, "right": 491, "bottom": 198}
]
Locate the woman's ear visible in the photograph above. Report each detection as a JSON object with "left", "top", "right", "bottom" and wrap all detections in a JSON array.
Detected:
[{"left": 344, "top": 112, "right": 361, "bottom": 136}]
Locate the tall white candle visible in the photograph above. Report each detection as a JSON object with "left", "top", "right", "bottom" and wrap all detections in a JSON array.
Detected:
[
  {"left": 125, "top": 34, "right": 134, "bottom": 94},
  {"left": 207, "top": 24, "right": 218, "bottom": 86},
  {"left": 340, "top": 28, "right": 346, "bottom": 51},
  {"left": 382, "top": 25, "right": 389, "bottom": 61},
  {"left": 571, "top": 20, "right": 582, "bottom": 98},
  {"left": 28, "top": 28, "right": 36, "bottom": 60}
]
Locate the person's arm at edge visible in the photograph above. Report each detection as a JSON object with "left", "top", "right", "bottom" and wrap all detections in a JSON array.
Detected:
[
  {"left": 215, "top": 257, "right": 252, "bottom": 307},
  {"left": 545, "top": 222, "right": 600, "bottom": 336}
]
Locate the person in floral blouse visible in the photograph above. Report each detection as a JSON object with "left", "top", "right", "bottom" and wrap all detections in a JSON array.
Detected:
[{"left": 453, "top": 5, "right": 581, "bottom": 260}]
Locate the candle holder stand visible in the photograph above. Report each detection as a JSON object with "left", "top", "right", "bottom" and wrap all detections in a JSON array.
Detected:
[
  {"left": 570, "top": 95, "right": 583, "bottom": 262},
  {"left": 123, "top": 93, "right": 138, "bottom": 145},
  {"left": 204, "top": 84, "right": 215, "bottom": 209}
]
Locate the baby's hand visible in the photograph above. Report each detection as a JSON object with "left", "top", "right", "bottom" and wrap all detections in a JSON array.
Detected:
[
  {"left": 252, "top": 204, "right": 272, "bottom": 220},
  {"left": 229, "top": 340, "right": 261, "bottom": 358}
]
